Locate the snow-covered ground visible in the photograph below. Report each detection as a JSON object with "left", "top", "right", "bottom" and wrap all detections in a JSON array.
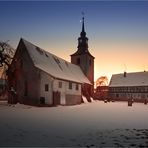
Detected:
[{"left": 0, "top": 100, "right": 148, "bottom": 147}]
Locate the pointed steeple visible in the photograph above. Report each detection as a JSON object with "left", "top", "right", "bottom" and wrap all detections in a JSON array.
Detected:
[
  {"left": 71, "top": 14, "right": 94, "bottom": 58},
  {"left": 81, "top": 17, "right": 86, "bottom": 37},
  {"left": 82, "top": 17, "right": 85, "bottom": 32},
  {"left": 77, "top": 15, "right": 88, "bottom": 53}
]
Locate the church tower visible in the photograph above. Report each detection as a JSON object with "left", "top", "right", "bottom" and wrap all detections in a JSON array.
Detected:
[{"left": 71, "top": 16, "right": 95, "bottom": 96}]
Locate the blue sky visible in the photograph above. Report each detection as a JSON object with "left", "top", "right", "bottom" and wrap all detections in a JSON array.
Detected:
[{"left": 0, "top": 1, "right": 148, "bottom": 81}]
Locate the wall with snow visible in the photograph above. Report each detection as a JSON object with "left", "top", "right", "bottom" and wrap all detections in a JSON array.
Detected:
[
  {"left": 8, "top": 42, "right": 40, "bottom": 104},
  {"left": 40, "top": 71, "right": 53, "bottom": 105},
  {"left": 53, "top": 79, "right": 81, "bottom": 105}
]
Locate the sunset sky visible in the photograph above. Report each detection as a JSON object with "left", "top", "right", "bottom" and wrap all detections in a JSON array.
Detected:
[{"left": 0, "top": 1, "right": 148, "bottom": 81}]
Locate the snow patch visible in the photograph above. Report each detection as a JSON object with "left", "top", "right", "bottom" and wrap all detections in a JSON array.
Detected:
[{"left": 82, "top": 96, "right": 88, "bottom": 103}]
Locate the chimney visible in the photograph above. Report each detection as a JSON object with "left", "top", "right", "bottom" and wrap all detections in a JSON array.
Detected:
[{"left": 124, "top": 71, "right": 127, "bottom": 77}]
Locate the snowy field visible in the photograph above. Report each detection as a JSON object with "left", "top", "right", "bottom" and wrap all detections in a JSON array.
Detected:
[{"left": 0, "top": 100, "right": 148, "bottom": 147}]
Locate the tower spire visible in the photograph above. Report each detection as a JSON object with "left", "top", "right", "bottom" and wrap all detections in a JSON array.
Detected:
[
  {"left": 82, "top": 14, "right": 85, "bottom": 32},
  {"left": 81, "top": 12, "right": 86, "bottom": 37}
]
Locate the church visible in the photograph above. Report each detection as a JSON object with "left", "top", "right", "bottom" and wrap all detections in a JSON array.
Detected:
[{"left": 7, "top": 17, "right": 95, "bottom": 106}]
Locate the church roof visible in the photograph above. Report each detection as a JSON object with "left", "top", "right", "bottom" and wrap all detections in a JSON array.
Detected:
[
  {"left": 20, "top": 38, "right": 91, "bottom": 84},
  {"left": 109, "top": 71, "right": 148, "bottom": 87}
]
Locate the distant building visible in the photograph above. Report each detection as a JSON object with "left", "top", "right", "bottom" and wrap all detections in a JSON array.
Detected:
[
  {"left": 109, "top": 71, "right": 148, "bottom": 102},
  {"left": 7, "top": 38, "right": 91, "bottom": 106},
  {"left": 94, "top": 86, "right": 109, "bottom": 100},
  {"left": 71, "top": 16, "right": 94, "bottom": 97}
]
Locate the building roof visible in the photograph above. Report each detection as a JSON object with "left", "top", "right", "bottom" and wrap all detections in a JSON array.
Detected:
[
  {"left": 20, "top": 38, "right": 91, "bottom": 84},
  {"left": 109, "top": 72, "right": 148, "bottom": 87}
]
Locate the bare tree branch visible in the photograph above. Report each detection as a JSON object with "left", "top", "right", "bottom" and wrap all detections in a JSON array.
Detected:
[
  {"left": 0, "top": 41, "right": 15, "bottom": 79},
  {"left": 95, "top": 76, "right": 108, "bottom": 88}
]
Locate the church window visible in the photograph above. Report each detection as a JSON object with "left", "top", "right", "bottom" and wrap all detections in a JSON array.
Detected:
[
  {"left": 77, "top": 58, "right": 80, "bottom": 65},
  {"left": 45, "top": 84, "right": 49, "bottom": 91},
  {"left": 59, "top": 82, "right": 62, "bottom": 88},
  {"left": 36, "top": 47, "right": 43, "bottom": 55},
  {"left": 76, "top": 84, "right": 79, "bottom": 90},
  {"left": 45, "top": 53, "right": 49, "bottom": 57},
  {"left": 53, "top": 56, "right": 63, "bottom": 71},
  {"left": 69, "top": 82, "right": 72, "bottom": 89},
  {"left": 116, "top": 94, "right": 119, "bottom": 98}
]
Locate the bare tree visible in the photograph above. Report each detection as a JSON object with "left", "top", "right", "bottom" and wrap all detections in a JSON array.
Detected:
[
  {"left": 95, "top": 76, "right": 108, "bottom": 88},
  {"left": 0, "top": 41, "right": 15, "bottom": 79}
]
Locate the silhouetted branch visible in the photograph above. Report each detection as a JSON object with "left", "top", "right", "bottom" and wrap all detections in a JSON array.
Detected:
[{"left": 0, "top": 41, "right": 15, "bottom": 78}]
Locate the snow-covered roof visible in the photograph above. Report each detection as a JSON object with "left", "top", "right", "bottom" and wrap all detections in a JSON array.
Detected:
[
  {"left": 21, "top": 38, "right": 91, "bottom": 84},
  {"left": 109, "top": 72, "right": 148, "bottom": 87}
]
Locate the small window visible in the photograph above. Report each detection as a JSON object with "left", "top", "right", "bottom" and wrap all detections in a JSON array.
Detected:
[
  {"left": 59, "top": 82, "right": 62, "bottom": 88},
  {"left": 116, "top": 94, "right": 119, "bottom": 98},
  {"left": 45, "top": 53, "right": 49, "bottom": 57},
  {"left": 36, "top": 47, "right": 43, "bottom": 55},
  {"left": 45, "top": 84, "right": 49, "bottom": 91},
  {"left": 77, "top": 58, "right": 80, "bottom": 65},
  {"left": 69, "top": 82, "right": 72, "bottom": 89},
  {"left": 53, "top": 56, "right": 63, "bottom": 71},
  {"left": 76, "top": 84, "right": 79, "bottom": 90}
]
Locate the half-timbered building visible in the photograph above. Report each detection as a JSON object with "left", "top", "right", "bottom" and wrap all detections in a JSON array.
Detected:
[{"left": 109, "top": 72, "right": 148, "bottom": 102}]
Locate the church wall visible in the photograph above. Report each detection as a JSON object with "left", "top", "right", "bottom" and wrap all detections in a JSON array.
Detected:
[
  {"left": 71, "top": 54, "right": 94, "bottom": 96},
  {"left": 40, "top": 71, "right": 53, "bottom": 105},
  {"left": 53, "top": 79, "right": 81, "bottom": 105},
  {"left": 71, "top": 54, "right": 94, "bottom": 83},
  {"left": 8, "top": 42, "right": 40, "bottom": 105}
]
